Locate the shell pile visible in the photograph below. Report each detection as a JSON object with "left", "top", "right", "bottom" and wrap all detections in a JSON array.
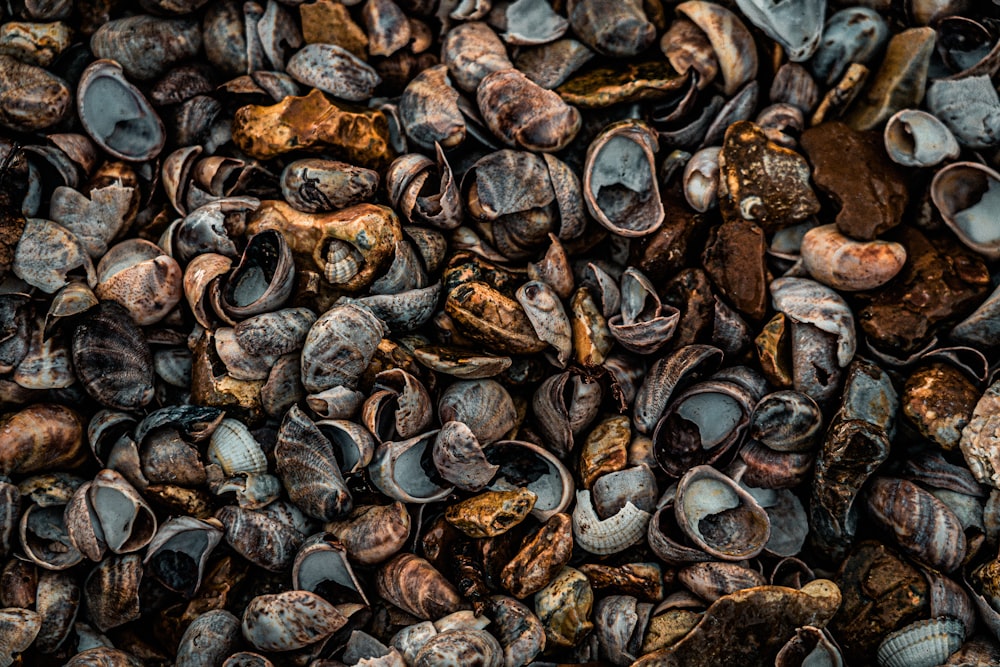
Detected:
[{"left": 3, "top": 1, "right": 1000, "bottom": 666}]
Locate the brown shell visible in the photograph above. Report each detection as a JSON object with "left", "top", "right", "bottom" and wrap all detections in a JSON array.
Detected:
[
  {"left": 71, "top": 301, "right": 154, "bottom": 411},
  {"left": 376, "top": 553, "right": 465, "bottom": 620},
  {"left": 274, "top": 405, "right": 353, "bottom": 521},
  {"left": 0, "top": 403, "right": 86, "bottom": 476},
  {"left": 477, "top": 69, "right": 581, "bottom": 153}
]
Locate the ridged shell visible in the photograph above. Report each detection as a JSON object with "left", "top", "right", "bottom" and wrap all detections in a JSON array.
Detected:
[
  {"left": 83, "top": 554, "right": 142, "bottom": 632},
  {"left": 301, "top": 303, "right": 387, "bottom": 393},
  {"left": 325, "top": 502, "right": 411, "bottom": 565},
  {"left": 275, "top": 405, "right": 352, "bottom": 521},
  {"left": 207, "top": 418, "right": 268, "bottom": 476},
  {"left": 414, "top": 630, "right": 503, "bottom": 667},
  {"left": 71, "top": 302, "right": 154, "bottom": 411},
  {"left": 572, "top": 489, "right": 650, "bottom": 555},
  {"left": 876, "top": 617, "right": 965, "bottom": 667}
]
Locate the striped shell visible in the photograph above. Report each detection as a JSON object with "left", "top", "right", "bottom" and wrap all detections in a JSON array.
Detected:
[
  {"left": 877, "top": 617, "right": 965, "bottom": 667},
  {"left": 71, "top": 301, "right": 154, "bottom": 411},
  {"left": 274, "top": 405, "right": 352, "bottom": 521},
  {"left": 572, "top": 489, "right": 650, "bottom": 555},
  {"left": 207, "top": 418, "right": 269, "bottom": 476}
]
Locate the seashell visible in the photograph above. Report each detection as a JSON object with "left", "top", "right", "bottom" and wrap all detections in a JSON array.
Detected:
[
  {"left": 674, "top": 465, "right": 770, "bottom": 560},
  {"left": 0, "top": 403, "right": 85, "bottom": 477},
  {"left": 573, "top": 489, "right": 650, "bottom": 556},
  {"left": 49, "top": 183, "right": 135, "bottom": 260},
  {"left": 351, "top": 283, "right": 443, "bottom": 332},
  {"left": 661, "top": 18, "right": 718, "bottom": 90},
  {"left": 477, "top": 69, "right": 581, "bottom": 152},
  {"left": 771, "top": 277, "right": 855, "bottom": 368},
  {"left": 876, "top": 616, "right": 965, "bottom": 667},
  {"left": 414, "top": 629, "right": 503, "bottom": 667},
  {"left": 221, "top": 653, "right": 274, "bottom": 667},
  {"left": 0, "top": 55, "right": 70, "bottom": 132},
  {"left": 81, "top": 469, "right": 157, "bottom": 556},
  {"left": 594, "top": 594, "right": 652, "bottom": 665},
  {"left": 0, "top": 607, "right": 40, "bottom": 666},
  {"left": 770, "top": 63, "right": 818, "bottom": 114},
  {"left": 442, "top": 22, "right": 512, "bottom": 93},
  {"left": 242, "top": 590, "right": 347, "bottom": 652},
  {"left": 734, "top": 0, "right": 824, "bottom": 62},
  {"left": 400, "top": 65, "right": 466, "bottom": 151},
  {"left": 293, "top": 533, "right": 368, "bottom": 605},
  {"left": 931, "top": 161, "right": 1000, "bottom": 261},
  {"left": 652, "top": 372, "right": 758, "bottom": 477},
  {"left": 176, "top": 610, "right": 241, "bottom": 667},
  {"left": 369, "top": 240, "right": 429, "bottom": 294},
  {"left": 486, "top": 441, "right": 574, "bottom": 521},
  {"left": 392, "top": 621, "right": 438, "bottom": 663},
  {"left": 281, "top": 159, "right": 379, "bottom": 214},
  {"left": 517, "top": 280, "right": 572, "bottom": 366},
  {"left": 218, "top": 230, "right": 295, "bottom": 321},
  {"left": 884, "top": 109, "right": 960, "bottom": 168},
  {"left": 485, "top": 596, "right": 546, "bottom": 666},
  {"left": 800, "top": 224, "right": 906, "bottom": 291},
  {"left": 307, "top": 386, "right": 366, "bottom": 420},
  {"left": 216, "top": 505, "right": 304, "bottom": 572},
  {"left": 567, "top": 0, "right": 654, "bottom": 58},
  {"left": 678, "top": 562, "right": 766, "bottom": 603},
  {"left": 94, "top": 239, "right": 183, "bottom": 326},
  {"left": 83, "top": 554, "right": 142, "bottom": 632},
  {"left": 64, "top": 647, "right": 144, "bottom": 667},
  {"left": 674, "top": 1, "right": 757, "bottom": 96},
  {"left": 325, "top": 502, "right": 410, "bottom": 565},
  {"left": 363, "top": 0, "right": 411, "bottom": 57},
  {"left": 275, "top": 405, "right": 353, "bottom": 521},
  {"left": 13, "top": 218, "right": 96, "bottom": 294},
  {"left": 90, "top": 16, "right": 202, "bottom": 81},
  {"left": 750, "top": 391, "right": 822, "bottom": 453},
  {"left": 811, "top": 8, "right": 888, "bottom": 85},
  {"left": 433, "top": 421, "right": 499, "bottom": 492},
  {"left": 583, "top": 120, "right": 664, "bottom": 237},
  {"left": 312, "top": 419, "right": 374, "bottom": 474},
  {"left": 608, "top": 267, "right": 680, "bottom": 355},
  {"left": 207, "top": 418, "right": 268, "bottom": 476},
  {"left": 301, "top": 303, "right": 387, "bottom": 393},
  {"left": 20, "top": 501, "right": 84, "bottom": 571},
  {"left": 439, "top": 379, "right": 517, "bottom": 446},
  {"left": 532, "top": 371, "right": 602, "bottom": 457},
  {"left": 592, "top": 464, "right": 658, "bottom": 518},
  {"left": 71, "top": 302, "right": 154, "bottom": 411},
  {"left": 499, "top": 0, "right": 568, "bottom": 45},
  {"left": 683, "top": 147, "right": 720, "bottom": 213},
  {"left": 633, "top": 345, "right": 724, "bottom": 435},
  {"left": 286, "top": 44, "right": 381, "bottom": 102},
  {"left": 144, "top": 516, "right": 223, "bottom": 598},
  {"left": 370, "top": 432, "right": 454, "bottom": 504},
  {"left": 29, "top": 571, "right": 77, "bottom": 653},
  {"left": 376, "top": 553, "right": 465, "bottom": 620},
  {"left": 533, "top": 566, "right": 593, "bottom": 648},
  {"left": 926, "top": 75, "right": 1000, "bottom": 150},
  {"left": 952, "top": 282, "right": 1000, "bottom": 349},
  {"left": 77, "top": 60, "right": 165, "bottom": 162},
  {"left": 387, "top": 149, "right": 463, "bottom": 231},
  {"left": 171, "top": 198, "right": 256, "bottom": 264}
]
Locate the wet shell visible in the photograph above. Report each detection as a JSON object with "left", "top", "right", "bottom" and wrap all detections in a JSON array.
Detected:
[
  {"left": 675, "top": 465, "right": 771, "bottom": 560},
  {"left": 83, "top": 554, "right": 142, "bottom": 632},
  {"left": 884, "top": 109, "right": 960, "bottom": 168},
  {"left": 477, "top": 68, "right": 581, "bottom": 152},
  {"left": 176, "top": 610, "right": 241, "bottom": 667},
  {"left": 0, "top": 608, "right": 41, "bottom": 666},
  {"left": 242, "top": 590, "right": 347, "bottom": 652},
  {"left": 583, "top": 120, "right": 664, "bottom": 237},
  {"left": 674, "top": 1, "right": 757, "bottom": 96},
  {"left": 0, "top": 55, "right": 70, "bottom": 132},
  {"left": 375, "top": 553, "right": 465, "bottom": 620},
  {"left": 930, "top": 161, "right": 1000, "bottom": 261},
  {"left": 90, "top": 16, "right": 202, "bottom": 80},
  {"left": 207, "top": 418, "right": 269, "bottom": 476},
  {"left": 286, "top": 43, "right": 381, "bottom": 102},
  {"left": 275, "top": 405, "right": 353, "bottom": 521},
  {"left": 76, "top": 60, "right": 165, "bottom": 162},
  {"left": 71, "top": 302, "right": 154, "bottom": 411},
  {"left": 0, "top": 404, "right": 86, "bottom": 476},
  {"left": 876, "top": 617, "right": 965, "bottom": 667},
  {"left": 143, "top": 516, "right": 223, "bottom": 598},
  {"left": 433, "top": 421, "right": 499, "bottom": 492}
]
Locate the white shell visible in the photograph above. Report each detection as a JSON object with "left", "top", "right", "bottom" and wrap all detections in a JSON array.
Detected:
[
  {"left": 734, "top": 0, "right": 825, "bottom": 62},
  {"left": 572, "top": 489, "right": 650, "bottom": 555},
  {"left": 207, "top": 418, "right": 269, "bottom": 475},
  {"left": 770, "top": 277, "right": 856, "bottom": 367},
  {"left": 877, "top": 617, "right": 965, "bottom": 667},
  {"left": 884, "top": 109, "right": 959, "bottom": 168}
]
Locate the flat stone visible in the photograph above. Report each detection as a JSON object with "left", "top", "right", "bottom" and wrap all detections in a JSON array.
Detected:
[
  {"left": 855, "top": 227, "right": 991, "bottom": 355},
  {"left": 702, "top": 219, "right": 768, "bottom": 321},
  {"left": 800, "top": 121, "right": 908, "bottom": 241},
  {"left": 718, "top": 121, "right": 820, "bottom": 233}
]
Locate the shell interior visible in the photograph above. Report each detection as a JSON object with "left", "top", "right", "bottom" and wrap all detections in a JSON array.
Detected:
[
  {"left": 590, "top": 136, "right": 653, "bottom": 229},
  {"left": 395, "top": 436, "right": 451, "bottom": 499},
  {"left": 486, "top": 446, "right": 563, "bottom": 513},
  {"left": 148, "top": 529, "right": 210, "bottom": 594},
  {"left": 295, "top": 547, "right": 368, "bottom": 605},
  {"left": 92, "top": 485, "right": 149, "bottom": 552},
  {"left": 675, "top": 392, "right": 743, "bottom": 449},
  {"left": 952, "top": 176, "right": 1000, "bottom": 246},
  {"left": 81, "top": 76, "right": 162, "bottom": 159}
]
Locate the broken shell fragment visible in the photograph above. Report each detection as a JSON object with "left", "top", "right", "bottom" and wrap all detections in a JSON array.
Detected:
[
  {"left": 931, "top": 161, "right": 1000, "bottom": 261},
  {"left": 884, "top": 109, "right": 960, "bottom": 168},
  {"left": 477, "top": 68, "right": 581, "bottom": 152},
  {"left": 800, "top": 224, "right": 906, "bottom": 291},
  {"left": 0, "top": 55, "right": 70, "bottom": 132},
  {"left": 286, "top": 43, "right": 380, "bottom": 102}
]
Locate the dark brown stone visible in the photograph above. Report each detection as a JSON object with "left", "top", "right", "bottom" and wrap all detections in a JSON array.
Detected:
[
  {"left": 632, "top": 184, "right": 704, "bottom": 284},
  {"left": 718, "top": 121, "right": 820, "bottom": 233},
  {"left": 557, "top": 60, "right": 689, "bottom": 109},
  {"left": 661, "top": 267, "right": 715, "bottom": 349},
  {"left": 855, "top": 227, "right": 991, "bottom": 355},
  {"left": 831, "top": 541, "right": 930, "bottom": 667},
  {"left": 579, "top": 562, "right": 669, "bottom": 602},
  {"left": 902, "top": 362, "right": 979, "bottom": 451},
  {"left": 800, "top": 121, "right": 909, "bottom": 241},
  {"left": 702, "top": 219, "right": 768, "bottom": 321}
]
